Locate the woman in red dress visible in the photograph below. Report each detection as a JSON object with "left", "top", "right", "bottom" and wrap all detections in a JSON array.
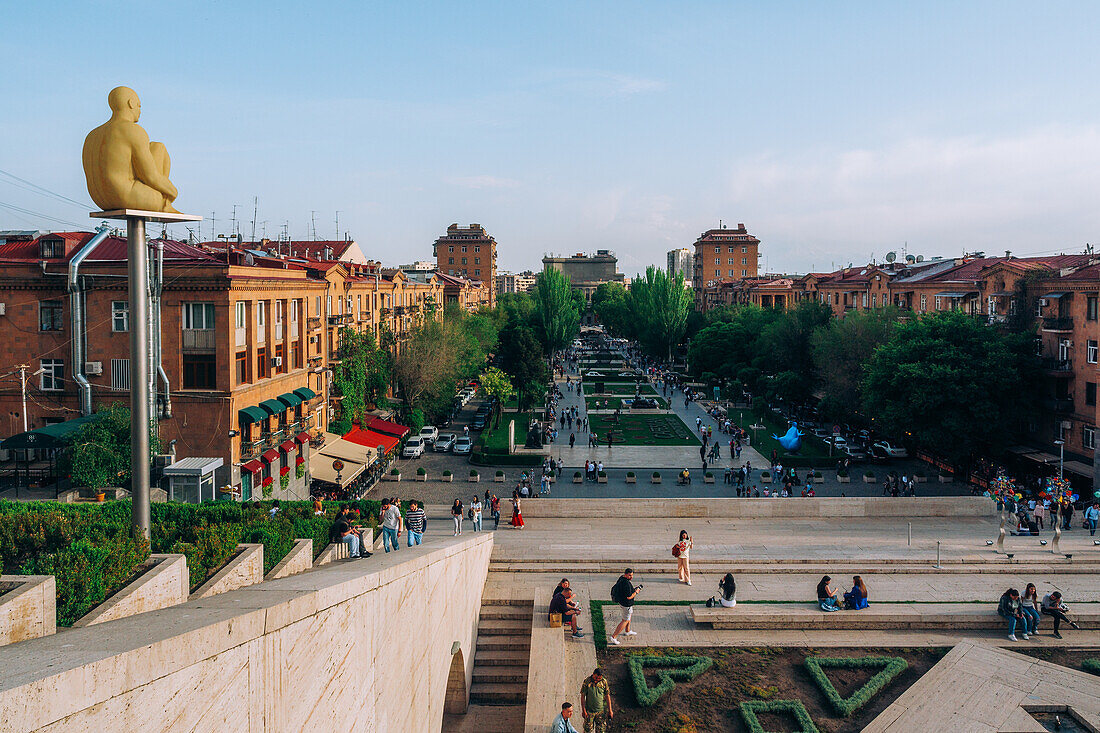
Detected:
[{"left": 510, "top": 489, "right": 525, "bottom": 529}]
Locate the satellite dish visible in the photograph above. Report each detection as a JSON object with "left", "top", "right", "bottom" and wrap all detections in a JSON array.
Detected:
[
  {"left": 905, "top": 255, "right": 916, "bottom": 264},
  {"left": 885, "top": 251, "right": 896, "bottom": 263},
  {"left": 916, "top": 255, "right": 925, "bottom": 262}
]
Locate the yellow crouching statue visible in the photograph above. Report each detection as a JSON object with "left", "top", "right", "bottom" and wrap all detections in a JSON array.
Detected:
[{"left": 82, "top": 86, "right": 180, "bottom": 213}]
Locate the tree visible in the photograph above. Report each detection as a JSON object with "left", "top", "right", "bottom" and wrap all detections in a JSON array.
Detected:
[
  {"left": 479, "top": 367, "right": 515, "bottom": 428},
  {"left": 686, "top": 305, "right": 782, "bottom": 379},
  {"left": 68, "top": 404, "right": 159, "bottom": 490},
  {"left": 757, "top": 299, "right": 832, "bottom": 389},
  {"left": 332, "top": 327, "right": 390, "bottom": 433},
  {"left": 532, "top": 268, "right": 580, "bottom": 354},
  {"left": 811, "top": 307, "right": 902, "bottom": 421},
  {"left": 861, "top": 310, "right": 1034, "bottom": 464},
  {"left": 591, "top": 282, "right": 631, "bottom": 337},
  {"left": 499, "top": 324, "right": 550, "bottom": 411},
  {"left": 628, "top": 267, "right": 693, "bottom": 361}
]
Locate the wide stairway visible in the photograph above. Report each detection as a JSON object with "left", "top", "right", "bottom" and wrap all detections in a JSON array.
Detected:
[{"left": 469, "top": 598, "right": 532, "bottom": 709}]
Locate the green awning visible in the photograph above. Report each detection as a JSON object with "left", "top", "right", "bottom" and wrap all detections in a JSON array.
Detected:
[
  {"left": 238, "top": 406, "right": 268, "bottom": 424},
  {"left": 1, "top": 414, "right": 97, "bottom": 450},
  {"left": 277, "top": 392, "right": 302, "bottom": 408},
  {"left": 293, "top": 387, "right": 317, "bottom": 401},
  {"left": 259, "top": 399, "right": 287, "bottom": 415}
]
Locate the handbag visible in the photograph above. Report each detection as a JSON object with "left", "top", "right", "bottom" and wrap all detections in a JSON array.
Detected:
[
  {"left": 467, "top": 508, "right": 475, "bottom": 520},
  {"left": 672, "top": 544, "right": 681, "bottom": 558}
]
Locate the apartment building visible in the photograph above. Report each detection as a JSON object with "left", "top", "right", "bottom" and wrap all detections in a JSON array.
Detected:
[
  {"left": 691, "top": 224, "right": 760, "bottom": 309},
  {"left": 433, "top": 223, "right": 498, "bottom": 306},
  {"left": 495, "top": 270, "right": 538, "bottom": 294}
]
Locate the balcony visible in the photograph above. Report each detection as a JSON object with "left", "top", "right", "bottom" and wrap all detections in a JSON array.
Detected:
[
  {"left": 1042, "top": 398, "right": 1074, "bottom": 414},
  {"left": 307, "top": 316, "right": 322, "bottom": 330},
  {"left": 182, "top": 328, "right": 216, "bottom": 352},
  {"left": 308, "top": 355, "right": 323, "bottom": 367},
  {"left": 327, "top": 313, "right": 354, "bottom": 326},
  {"left": 1041, "top": 358, "right": 1073, "bottom": 376},
  {"left": 1042, "top": 316, "right": 1074, "bottom": 332},
  {"left": 240, "top": 440, "right": 263, "bottom": 460}
]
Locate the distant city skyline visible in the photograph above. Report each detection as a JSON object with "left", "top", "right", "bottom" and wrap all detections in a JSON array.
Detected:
[{"left": 4, "top": 1, "right": 1100, "bottom": 274}]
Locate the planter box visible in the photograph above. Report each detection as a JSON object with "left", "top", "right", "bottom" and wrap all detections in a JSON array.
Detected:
[
  {"left": 415, "top": 472, "right": 427, "bottom": 482},
  {"left": 264, "top": 539, "right": 313, "bottom": 581},
  {"left": 837, "top": 475, "right": 851, "bottom": 484},
  {"left": 468, "top": 475, "right": 480, "bottom": 483},
  {"left": 651, "top": 475, "right": 662, "bottom": 484},
  {"left": 704, "top": 475, "right": 715, "bottom": 484},
  {"left": 625, "top": 475, "right": 636, "bottom": 484},
  {"left": 863, "top": 475, "right": 876, "bottom": 484},
  {"left": 442, "top": 474, "right": 453, "bottom": 482},
  {"left": 190, "top": 544, "right": 263, "bottom": 600},
  {"left": 761, "top": 474, "right": 772, "bottom": 484},
  {"left": 813, "top": 475, "right": 824, "bottom": 484},
  {"left": 597, "top": 475, "right": 608, "bottom": 484},
  {"left": 384, "top": 473, "right": 401, "bottom": 482},
  {"left": 494, "top": 474, "right": 506, "bottom": 483},
  {"left": 573, "top": 475, "right": 583, "bottom": 484},
  {"left": 914, "top": 475, "right": 928, "bottom": 483},
  {"left": 73, "top": 554, "right": 188, "bottom": 628},
  {"left": 0, "top": 575, "right": 55, "bottom": 647},
  {"left": 938, "top": 475, "right": 953, "bottom": 483}
]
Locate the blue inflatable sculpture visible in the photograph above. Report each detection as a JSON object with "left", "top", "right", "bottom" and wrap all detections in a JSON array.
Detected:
[{"left": 773, "top": 422, "right": 804, "bottom": 453}]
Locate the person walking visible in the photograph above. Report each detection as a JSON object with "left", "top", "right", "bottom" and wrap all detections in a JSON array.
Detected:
[
  {"left": 675, "top": 530, "right": 692, "bottom": 586},
  {"left": 510, "top": 489, "right": 525, "bottom": 529},
  {"left": 451, "top": 498, "right": 464, "bottom": 536},
  {"left": 471, "top": 495, "right": 483, "bottom": 532},
  {"left": 569, "top": 432, "right": 576, "bottom": 449},
  {"left": 380, "top": 498, "right": 402, "bottom": 553},
  {"left": 490, "top": 493, "right": 501, "bottom": 529},
  {"left": 1086, "top": 502, "right": 1100, "bottom": 536},
  {"left": 405, "top": 500, "right": 426, "bottom": 546},
  {"left": 607, "top": 569, "right": 640, "bottom": 645},
  {"left": 580, "top": 668, "right": 613, "bottom": 733}
]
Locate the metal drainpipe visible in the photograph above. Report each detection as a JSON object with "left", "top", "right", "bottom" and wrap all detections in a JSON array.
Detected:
[
  {"left": 153, "top": 240, "right": 171, "bottom": 418},
  {"left": 68, "top": 224, "right": 112, "bottom": 417}
]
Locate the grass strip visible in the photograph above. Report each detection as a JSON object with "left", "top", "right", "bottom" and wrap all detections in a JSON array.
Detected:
[
  {"left": 740, "top": 699, "right": 820, "bottom": 733},
  {"left": 804, "top": 655, "right": 908, "bottom": 716},
  {"left": 627, "top": 653, "right": 713, "bottom": 706}
]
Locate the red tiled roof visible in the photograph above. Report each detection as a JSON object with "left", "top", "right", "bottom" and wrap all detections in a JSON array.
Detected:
[{"left": 0, "top": 232, "right": 214, "bottom": 263}]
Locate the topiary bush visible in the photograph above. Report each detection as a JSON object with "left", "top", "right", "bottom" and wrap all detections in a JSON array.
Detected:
[
  {"left": 1082, "top": 658, "right": 1100, "bottom": 676},
  {"left": 804, "top": 655, "right": 908, "bottom": 716},
  {"left": 739, "top": 699, "right": 819, "bottom": 733},
  {"left": 627, "top": 653, "right": 713, "bottom": 706}
]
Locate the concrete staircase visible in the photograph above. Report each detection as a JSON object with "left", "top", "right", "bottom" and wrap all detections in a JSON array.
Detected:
[{"left": 469, "top": 598, "right": 532, "bottom": 709}]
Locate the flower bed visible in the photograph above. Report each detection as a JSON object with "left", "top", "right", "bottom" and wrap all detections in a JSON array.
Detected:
[{"left": 628, "top": 653, "right": 713, "bottom": 706}]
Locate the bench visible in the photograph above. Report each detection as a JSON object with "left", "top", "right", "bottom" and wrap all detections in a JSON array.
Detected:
[{"left": 690, "top": 603, "right": 1100, "bottom": 631}]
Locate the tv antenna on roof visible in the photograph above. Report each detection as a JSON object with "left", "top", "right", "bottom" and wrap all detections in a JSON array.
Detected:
[
  {"left": 311, "top": 211, "right": 318, "bottom": 241},
  {"left": 250, "top": 196, "right": 258, "bottom": 243},
  {"left": 885, "top": 251, "right": 897, "bottom": 263}
]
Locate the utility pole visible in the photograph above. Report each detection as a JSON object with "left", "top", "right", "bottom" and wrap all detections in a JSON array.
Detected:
[
  {"left": 335, "top": 210, "right": 340, "bottom": 240},
  {"left": 17, "top": 364, "right": 29, "bottom": 432},
  {"left": 251, "top": 196, "right": 258, "bottom": 242}
]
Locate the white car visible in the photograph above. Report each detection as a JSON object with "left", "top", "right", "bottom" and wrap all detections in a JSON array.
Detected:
[
  {"left": 435, "top": 433, "right": 457, "bottom": 452},
  {"left": 453, "top": 436, "right": 473, "bottom": 455},
  {"left": 402, "top": 437, "right": 425, "bottom": 458},
  {"left": 827, "top": 436, "right": 848, "bottom": 450},
  {"left": 418, "top": 426, "right": 438, "bottom": 444},
  {"left": 872, "top": 441, "right": 909, "bottom": 458}
]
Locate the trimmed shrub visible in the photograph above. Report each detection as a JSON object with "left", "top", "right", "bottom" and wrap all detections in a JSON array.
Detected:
[
  {"left": 627, "top": 654, "right": 713, "bottom": 706},
  {"left": 652, "top": 472, "right": 661, "bottom": 478},
  {"left": 627, "top": 471, "right": 636, "bottom": 478},
  {"left": 416, "top": 467, "right": 426, "bottom": 475},
  {"left": 804, "top": 655, "right": 908, "bottom": 716},
  {"left": 390, "top": 467, "right": 400, "bottom": 475},
  {"left": 574, "top": 471, "right": 582, "bottom": 478},
  {"left": 740, "top": 700, "right": 819, "bottom": 733},
  {"left": 442, "top": 470, "right": 452, "bottom": 477},
  {"left": 495, "top": 470, "right": 505, "bottom": 477},
  {"left": 469, "top": 469, "right": 478, "bottom": 477},
  {"left": 1082, "top": 658, "right": 1100, "bottom": 675}
]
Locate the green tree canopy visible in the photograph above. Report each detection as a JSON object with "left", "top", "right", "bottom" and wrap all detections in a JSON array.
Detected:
[
  {"left": 811, "top": 307, "right": 902, "bottom": 421},
  {"left": 532, "top": 268, "right": 580, "bottom": 354},
  {"left": 628, "top": 267, "right": 693, "bottom": 361},
  {"left": 479, "top": 367, "right": 515, "bottom": 428},
  {"left": 591, "top": 281, "right": 631, "bottom": 337},
  {"left": 68, "top": 404, "right": 159, "bottom": 490},
  {"left": 499, "top": 323, "right": 550, "bottom": 411}
]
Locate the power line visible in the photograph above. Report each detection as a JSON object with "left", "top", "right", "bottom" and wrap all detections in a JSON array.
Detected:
[
  {"left": 0, "top": 199, "right": 85, "bottom": 229},
  {"left": 0, "top": 168, "right": 93, "bottom": 210}
]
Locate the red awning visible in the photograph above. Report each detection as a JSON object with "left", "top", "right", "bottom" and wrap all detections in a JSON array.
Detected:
[
  {"left": 279, "top": 440, "right": 297, "bottom": 453},
  {"left": 241, "top": 459, "right": 263, "bottom": 474},
  {"left": 295, "top": 432, "right": 310, "bottom": 444},
  {"left": 364, "top": 416, "right": 409, "bottom": 438},
  {"left": 261, "top": 449, "right": 280, "bottom": 463},
  {"left": 343, "top": 426, "right": 400, "bottom": 453}
]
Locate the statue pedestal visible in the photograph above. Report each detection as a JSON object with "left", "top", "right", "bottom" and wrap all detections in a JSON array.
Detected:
[{"left": 91, "top": 210, "right": 202, "bottom": 539}]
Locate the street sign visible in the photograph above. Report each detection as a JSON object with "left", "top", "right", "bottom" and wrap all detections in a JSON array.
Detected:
[{"left": 332, "top": 459, "right": 344, "bottom": 472}]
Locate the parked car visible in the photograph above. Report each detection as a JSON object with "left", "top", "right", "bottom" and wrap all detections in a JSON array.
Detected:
[
  {"left": 812, "top": 427, "right": 831, "bottom": 439},
  {"left": 402, "top": 437, "right": 425, "bottom": 458},
  {"left": 871, "top": 441, "right": 908, "bottom": 458},
  {"left": 419, "top": 425, "right": 439, "bottom": 444},
  {"left": 471, "top": 413, "right": 488, "bottom": 430},
  {"left": 842, "top": 445, "right": 868, "bottom": 461},
  {"left": 826, "top": 436, "right": 848, "bottom": 450},
  {"left": 453, "top": 436, "right": 473, "bottom": 455},
  {"left": 435, "top": 433, "right": 457, "bottom": 452}
]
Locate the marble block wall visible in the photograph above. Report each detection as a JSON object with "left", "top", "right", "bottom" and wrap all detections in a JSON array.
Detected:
[{"left": 0, "top": 533, "right": 493, "bottom": 733}]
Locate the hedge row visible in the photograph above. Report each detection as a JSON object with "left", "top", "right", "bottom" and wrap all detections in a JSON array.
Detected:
[
  {"left": 627, "top": 653, "right": 713, "bottom": 706},
  {"left": 1083, "top": 658, "right": 1100, "bottom": 676},
  {"left": 739, "top": 699, "right": 820, "bottom": 733},
  {"left": 804, "top": 655, "right": 908, "bottom": 717},
  {"left": 0, "top": 499, "right": 386, "bottom": 626}
]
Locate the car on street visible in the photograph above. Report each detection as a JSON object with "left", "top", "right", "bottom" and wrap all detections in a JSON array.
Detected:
[
  {"left": 402, "top": 437, "right": 425, "bottom": 458},
  {"left": 419, "top": 425, "right": 439, "bottom": 444},
  {"left": 453, "top": 436, "right": 473, "bottom": 454},
  {"left": 812, "top": 427, "right": 831, "bottom": 439},
  {"left": 871, "top": 441, "right": 908, "bottom": 458},
  {"left": 434, "top": 433, "right": 457, "bottom": 452},
  {"left": 825, "top": 435, "right": 848, "bottom": 450},
  {"left": 471, "top": 413, "right": 488, "bottom": 430},
  {"left": 842, "top": 445, "right": 868, "bottom": 461}
]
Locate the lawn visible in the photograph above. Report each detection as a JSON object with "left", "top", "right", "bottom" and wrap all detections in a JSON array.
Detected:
[
  {"left": 587, "top": 413, "right": 700, "bottom": 446},
  {"left": 477, "top": 411, "right": 538, "bottom": 454},
  {"left": 747, "top": 409, "right": 834, "bottom": 466},
  {"left": 583, "top": 383, "right": 659, "bottom": 397},
  {"left": 584, "top": 394, "right": 669, "bottom": 410}
]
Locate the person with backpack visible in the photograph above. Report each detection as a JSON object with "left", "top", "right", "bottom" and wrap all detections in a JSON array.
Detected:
[{"left": 607, "top": 569, "right": 641, "bottom": 646}]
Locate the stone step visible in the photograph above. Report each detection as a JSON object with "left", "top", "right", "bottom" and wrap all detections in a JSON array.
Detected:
[
  {"left": 478, "top": 618, "right": 529, "bottom": 634},
  {"left": 475, "top": 649, "right": 531, "bottom": 666},
  {"left": 488, "top": 561, "right": 1100, "bottom": 575},
  {"left": 477, "top": 637, "right": 531, "bottom": 651},
  {"left": 469, "top": 682, "right": 527, "bottom": 705},
  {"left": 480, "top": 606, "right": 530, "bottom": 620},
  {"left": 481, "top": 597, "right": 534, "bottom": 607},
  {"left": 472, "top": 665, "right": 528, "bottom": 684}
]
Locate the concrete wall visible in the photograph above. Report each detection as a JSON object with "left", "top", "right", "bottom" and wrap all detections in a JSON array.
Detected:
[
  {"left": 72, "top": 554, "right": 188, "bottom": 627},
  {"left": 0, "top": 533, "right": 493, "bottom": 733},
  {"left": 0, "top": 576, "right": 54, "bottom": 647},
  {"left": 517, "top": 496, "right": 995, "bottom": 519}
]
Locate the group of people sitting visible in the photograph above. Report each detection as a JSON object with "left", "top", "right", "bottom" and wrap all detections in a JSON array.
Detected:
[
  {"left": 817, "top": 575, "right": 869, "bottom": 611},
  {"left": 999, "top": 585, "right": 1079, "bottom": 640},
  {"left": 548, "top": 578, "right": 585, "bottom": 639}
]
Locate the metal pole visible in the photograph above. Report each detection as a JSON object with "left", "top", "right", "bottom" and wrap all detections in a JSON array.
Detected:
[
  {"left": 128, "top": 217, "right": 151, "bottom": 539},
  {"left": 19, "top": 365, "right": 28, "bottom": 432},
  {"left": 1059, "top": 442, "right": 1064, "bottom": 480},
  {"left": 935, "top": 541, "right": 941, "bottom": 568},
  {"left": 907, "top": 522, "right": 912, "bottom": 547}
]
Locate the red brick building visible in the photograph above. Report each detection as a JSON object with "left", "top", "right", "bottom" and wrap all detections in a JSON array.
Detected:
[{"left": 433, "top": 223, "right": 497, "bottom": 306}]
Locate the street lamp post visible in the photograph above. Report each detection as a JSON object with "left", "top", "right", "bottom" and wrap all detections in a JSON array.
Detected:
[{"left": 1055, "top": 439, "right": 1065, "bottom": 480}]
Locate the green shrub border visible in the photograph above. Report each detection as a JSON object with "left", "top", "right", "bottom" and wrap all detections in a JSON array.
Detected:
[
  {"left": 739, "top": 699, "right": 819, "bottom": 733},
  {"left": 1083, "top": 658, "right": 1100, "bottom": 675},
  {"left": 627, "top": 653, "right": 713, "bottom": 706},
  {"left": 804, "top": 655, "right": 908, "bottom": 716}
]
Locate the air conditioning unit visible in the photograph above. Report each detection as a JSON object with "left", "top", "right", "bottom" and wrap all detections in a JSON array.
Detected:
[
  {"left": 84, "top": 361, "right": 103, "bottom": 376},
  {"left": 1040, "top": 298, "right": 1049, "bottom": 307},
  {"left": 0, "top": 302, "right": 6, "bottom": 316},
  {"left": 153, "top": 454, "right": 173, "bottom": 469},
  {"left": 271, "top": 357, "right": 283, "bottom": 368}
]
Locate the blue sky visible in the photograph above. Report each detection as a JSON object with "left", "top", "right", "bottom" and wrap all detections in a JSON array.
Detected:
[{"left": 4, "top": 1, "right": 1100, "bottom": 274}]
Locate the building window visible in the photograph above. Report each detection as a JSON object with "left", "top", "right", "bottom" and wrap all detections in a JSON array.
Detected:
[
  {"left": 474, "top": 258, "right": 480, "bottom": 265},
  {"left": 257, "top": 346, "right": 269, "bottom": 379},
  {"left": 290, "top": 299, "right": 299, "bottom": 323},
  {"left": 714, "top": 246, "right": 720, "bottom": 253},
  {"left": 448, "top": 257, "right": 454, "bottom": 265},
  {"left": 872, "top": 294, "right": 877, "bottom": 308},
  {"left": 236, "top": 351, "right": 250, "bottom": 384},
  {"left": 235, "top": 301, "right": 246, "bottom": 329},
  {"left": 275, "top": 343, "right": 286, "bottom": 373},
  {"left": 1087, "top": 382, "right": 1097, "bottom": 407},
  {"left": 39, "top": 300, "right": 63, "bottom": 331},
  {"left": 39, "top": 238, "right": 64, "bottom": 259},
  {"left": 182, "top": 354, "right": 217, "bottom": 389},
  {"left": 112, "top": 301, "right": 129, "bottom": 332},
  {"left": 862, "top": 293, "right": 868, "bottom": 308},
  {"left": 741, "top": 258, "right": 747, "bottom": 265},
  {"left": 291, "top": 341, "right": 302, "bottom": 369},
  {"left": 741, "top": 246, "right": 747, "bottom": 253},
  {"left": 741, "top": 269, "right": 747, "bottom": 277},
  {"left": 448, "top": 246, "right": 454, "bottom": 253},
  {"left": 40, "top": 359, "right": 63, "bottom": 390},
  {"left": 1089, "top": 296, "right": 1098, "bottom": 321},
  {"left": 1085, "top": 425, "right": 1096, "bottom": 451},
  {"left": 475, "top": 269, "right": 481, "bottom": 276},
  {"left": 110, "top": 358, "right": 130, "bottom": 391},
  {"left": 1088, "top": 340, "right": 1098, "bottom": 364},
  {"left": 1059, "top": 339, "right": 1071, "bottom": 361},
  {"left": 474, "top": 246, "right": 480, "bottom": 253},
  {"left": 183, "top": 302, "right": 215, "bottom": 330},
  {"left": 315, "top": 296, "right": 321, "bottom": 316},
  {"left": 920, "top": 294, "right": 927, "bottom": 311}
]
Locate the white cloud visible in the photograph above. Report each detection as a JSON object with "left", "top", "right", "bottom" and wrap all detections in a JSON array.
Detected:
[{"left": 531, "top": 68, "right": 667, "bottom": 97}]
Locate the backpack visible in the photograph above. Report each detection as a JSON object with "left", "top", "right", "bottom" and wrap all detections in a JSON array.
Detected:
[{"left": 610, "top": 580, "right": 622, "bottom": 604}]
